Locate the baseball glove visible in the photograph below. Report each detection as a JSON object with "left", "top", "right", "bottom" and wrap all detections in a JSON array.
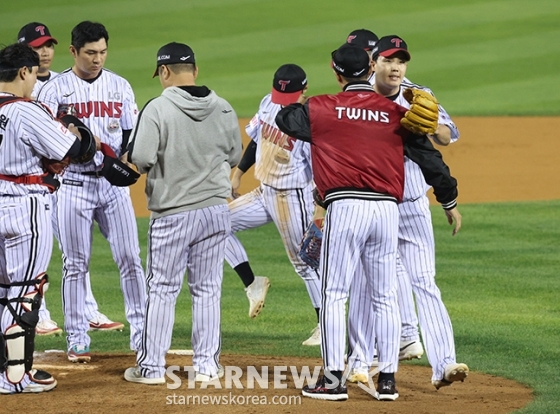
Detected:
[
  {"left": 299, "top": 219, "right": 324, "bottom": 270},
  {"left": 400, "top": 88, "right": 439, "bottom": 135},
  {"left": 42, "top": 157, "right": 70, "bottom": 175},
  {"left": 58, "top": 115, "right": 97, "bottom": 164}
]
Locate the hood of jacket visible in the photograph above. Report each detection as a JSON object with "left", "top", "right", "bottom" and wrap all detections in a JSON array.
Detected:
[{"left": 162, "top": 85, "right": 219, "bottom": 122}]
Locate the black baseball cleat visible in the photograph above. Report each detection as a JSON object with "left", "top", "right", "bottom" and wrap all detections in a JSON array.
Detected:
[
  {"left": 302, "top": 375, "right": 348, "bottom": 401},
  {"left": 375, "top": 378, "right": 399, "bottom": 401}
]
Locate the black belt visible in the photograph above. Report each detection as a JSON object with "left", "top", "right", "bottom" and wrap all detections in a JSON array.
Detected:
[{"left": 81, "top": 171, "right": 103, "bottom": 178}]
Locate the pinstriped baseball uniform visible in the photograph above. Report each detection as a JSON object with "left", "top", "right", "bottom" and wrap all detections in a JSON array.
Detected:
[
  {"left": 347, "top": 78, "right": 461, "bottom": 381},
  {"left": 224, "top": 94, "right": 321, "bottom": 309},
  {"left": 0, "top": 95, "right": 77, "bottom": 392},
  {"left": 33, "top": 70, "right": 106, "bottom": 327},
  {"left": 31, "top": 70, "right": 57, "bottom": 99},
  {"left": 38, "top": 68, "right": 146, "bottom": 352}
]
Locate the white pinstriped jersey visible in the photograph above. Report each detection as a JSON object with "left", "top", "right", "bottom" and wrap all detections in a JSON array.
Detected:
[
  {"left": 370, "top": 74, "right": 460, "bottom": 201},
  {"left": 32, "top": 70, "right": 58, "bottom": 100},
  {"left": 37, "top": 68, "right": 138, "bottom": 171},
  {"left": 0, "top": 94, "right": 76, "bottom": 195},
  {"left": 246, "top": 94, "right": 312, "bottom": 189}
]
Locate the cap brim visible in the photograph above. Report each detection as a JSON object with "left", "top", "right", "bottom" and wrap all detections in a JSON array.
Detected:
[
  {"left": 271, "top": 89, "right": 303, "bottom": 106},
  {"left": 379, "top": 48, "right": 411, "bottom": 60},
  {"left": 28, "top": 36, "right": 58, "bottom": 47}
]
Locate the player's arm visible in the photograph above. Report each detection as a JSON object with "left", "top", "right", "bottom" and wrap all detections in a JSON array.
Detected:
[
  {"left": 128, "top": 102, "right": 159, "bottom": 174},
  {"left": 428, "top": 124, "right": 452, "bottom": 146},
  {"left": 430, "top": 97, "right": 459, "bottom": 146},
  {"left": 275, "top": 101, "right": 312, "bottom": 142},
  {"left": 404, "top": 134, "right": 461, "bottom": 235},
  {"left": 231, "top": 140, "right": 257, "bottom": 199}
]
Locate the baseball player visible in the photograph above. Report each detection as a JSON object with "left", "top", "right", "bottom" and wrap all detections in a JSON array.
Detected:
[
  {"left": 37, "top": 21, "right": 146, "bottom": 363},
  {"left": 276, "top": 44, "right": 460, "bottom": 402},
  {"left": 124, "top": 42, "right": 242, "bottom": 385},
  {"left": 18, "top": 21, "right": 124, "bottom": 337},
  {"left": 0, "top": 42, "right": 92, "bottom": 393},
  {"left": 225, "top": 64, "right": 322, "bottom": 345},
  {"left": 345, "top": 35, "right": 469, "bottom": 390}
]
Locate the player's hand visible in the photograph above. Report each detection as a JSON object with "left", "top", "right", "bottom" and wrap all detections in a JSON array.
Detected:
[
  {"left": 445, "top": 207, "right": 462, "bottom": 236},
  {"left": 68, "top": 124, "right": 82, "bottom": 140},
  {"left": 230, "top": 168, "right": 243, "bottom": 199}
]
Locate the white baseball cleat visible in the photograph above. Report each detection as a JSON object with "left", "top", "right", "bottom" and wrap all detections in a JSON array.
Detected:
[
  {"left": 195, "top": 364, "right": 225, "bottom": 382},
  {"left": 302, "top": 323, "right": 321, "bottom": 346},
  {"left": 245, "top": 276, "right": 270, "bottom": 318},
  {"left": 432, "top": 363, "right": 469, "bottom": 390},
  {"left": 399, "top": 340, "right": 424, "bottom": 360},
  {"left": 124, "top": 367, "right": 165, "bottom": 385},
  {"left": 36, "top": 319, "right": 63, "bottom": 336},
  {"left": 89, "top": 312, "right": 124, "bottom": 331}
]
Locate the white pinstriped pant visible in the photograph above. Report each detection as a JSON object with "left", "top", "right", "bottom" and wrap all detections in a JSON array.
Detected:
[
  {"left": 137, "top": 204, "right": 229, "bottom": 379},
  {"left": 320, "top": 199, "right": 400, "bottom": 374},
  {"left": 224, "top": 182, "right": 321, "bottom": 308},
  {"left": 38, "top": 194, "right": 104, "bottom": 323},
  {"left": 0, "top": 193, "right": 52, "bottom": 392},
  {"left": 58, "top": 173, "right": 146, "bottom": 351},
  {"left": 347, "top": 195, "right": 457, "bottom": 380}
]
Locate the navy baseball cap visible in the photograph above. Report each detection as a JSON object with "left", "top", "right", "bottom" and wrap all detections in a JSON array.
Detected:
[
  {"left": 153, "top": 42, "right": 195, "bottom": 77},
  {"left": 331, "top": 44, "right": 370, "bottom": 78},
  {"left": 18, "top": 23, "right": 58, "bottom": 48},
  {"left": 271, "top": 64, "right": 307, "bottom": 106},
  {"left": 347, "top": 29, "right": 378, "bottom": 51},
  {"left": 371, "top": 35, "right": 410, "bottom": 61}
]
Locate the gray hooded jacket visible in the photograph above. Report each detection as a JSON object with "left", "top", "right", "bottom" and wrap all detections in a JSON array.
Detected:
[{"left": 129, "top": 86, "right": 242, "bottom": 218}]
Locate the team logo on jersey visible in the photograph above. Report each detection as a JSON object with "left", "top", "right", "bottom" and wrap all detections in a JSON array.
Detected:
[
  {"left": 68, "top": 102, "right": 123, "bottom": 119},
  {"left": 334, "top": 106, "right": 390, "bottom": 123},
  {"left": 108, "top": 119, "right": 120, "bottom": 133}
]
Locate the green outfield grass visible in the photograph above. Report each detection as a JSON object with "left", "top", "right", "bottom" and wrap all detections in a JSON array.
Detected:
[
  {"left": 1, "top": 0, "right": 559, "bottom": 116},
  {"left": 36, "top": 200, "right": 560, "bottom": 413}
]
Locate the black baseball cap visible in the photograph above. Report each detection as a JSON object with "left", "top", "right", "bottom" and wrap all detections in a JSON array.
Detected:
[
  {"left": 271, "top": 64, "right": 307, "bottom": 106},
  {"left": 18, "top": 22, "right": 58, "bottom": 48},
  {"left": 346, "top": 29, "right": 378, "bottom": 51},
  {"left": 153, "top": 42, "right": 196, "bottom": 77},
  {"left": 331, "top": 44, "right": 370, "bottom": 78},
  {"left": 371, "top": 35, "right": 410, "bottom": 61}
]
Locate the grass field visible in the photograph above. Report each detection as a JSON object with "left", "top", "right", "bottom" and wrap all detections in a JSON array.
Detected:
[
  {"left": 36, "top": 200, "right": 560, "bottom": 413},
  {"left": 1, "top": 0, "right": 560, "bottom": 116}
]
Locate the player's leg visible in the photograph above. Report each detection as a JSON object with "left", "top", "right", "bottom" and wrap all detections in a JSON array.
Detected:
[
  {"left": 362, "top": 200, "right": 400, "bottom": 400},
  {"left": 187, "top": 205, "right": 229, "bottom": 378},
  {"left": 225, "top": 186, "right": 271, "bottom": 317},
  {"left": 0, "top": 195, "right": 56, "bottom": 393},
  {"left": 264, "top": 184, "right": 322, "bottom": 344},
  {"left": 346, "top": 266, "right": 376, "bottom": 382},
  {"left": 318, "top": 200, "right": 367, "bottom": 388},
  {"left": 57, "top": 178, "right": 95, "bottom": 360},
  {"left": 398, "top": 197, "right": 463, "bottom": 383},
  {"left": 96, "top": 185, "right": 146, "bottom": 352},
  {"left": 36, "top": 193, "right": 61, "bottom": 336},
  {"left": 396, "top": 254, "right": 424, "bottom": 360},
  {"left": 134, "top": 213, "right": 190, "bottom": 382}
]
